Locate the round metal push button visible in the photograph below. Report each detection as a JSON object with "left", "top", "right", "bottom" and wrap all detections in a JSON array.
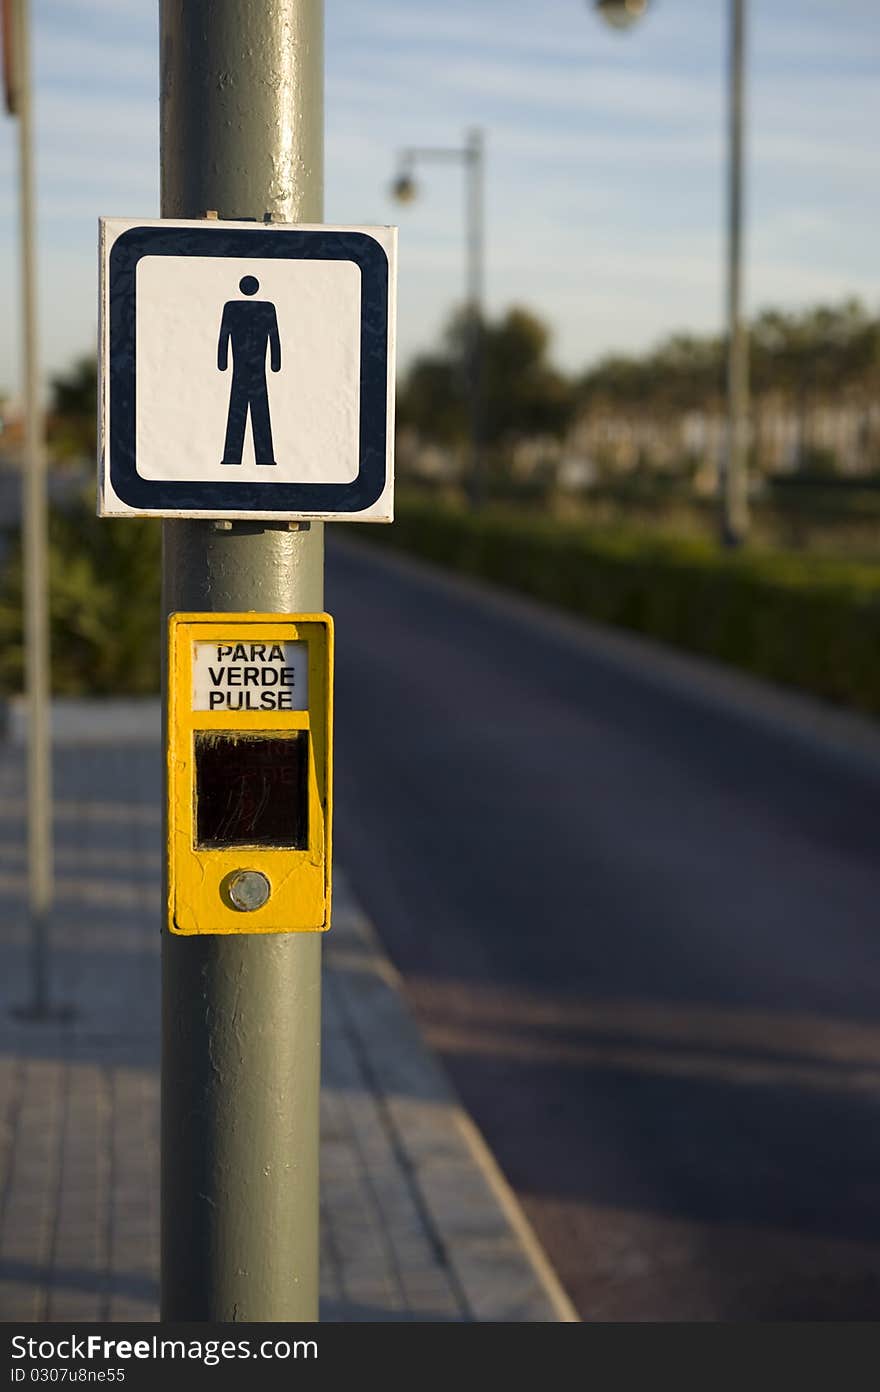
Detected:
[{"left": 227, "top": 869, "right": 271, "bottom": 912}]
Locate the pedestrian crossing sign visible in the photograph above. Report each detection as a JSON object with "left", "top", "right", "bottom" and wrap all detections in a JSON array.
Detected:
[{"left": 98, "top": 218, "right": 396, "bottom": 521}]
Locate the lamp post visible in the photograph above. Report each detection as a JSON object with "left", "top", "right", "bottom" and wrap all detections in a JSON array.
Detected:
[
  {"left": 722, "top": 0, "right": 749, "bottom": 545},
  {"left": 3, "top": 0, "right": 60, "bottom": 1020},
  {"left": 594, "top": 0, "right": 649, "bottom": 29},
  {"left": 594, "top": 0, "right": 750, "bottom": 545},
  {"left": 391, "top": 128, "right": 486, "bottom": 508}
]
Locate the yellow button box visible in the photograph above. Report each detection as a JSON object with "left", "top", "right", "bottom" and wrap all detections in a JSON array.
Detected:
[{"left": 167, "top": 612, "right": 333, "bottom": 934}]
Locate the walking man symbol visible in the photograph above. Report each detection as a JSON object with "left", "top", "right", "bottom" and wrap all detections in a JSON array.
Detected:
[{"left": 217, "top": 276, "right": 281, "bottom": 465}]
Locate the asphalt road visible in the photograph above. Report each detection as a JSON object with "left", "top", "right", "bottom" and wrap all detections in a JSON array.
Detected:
[{"left": 327, "top": 536, "right": 880, "bottom": 1321}]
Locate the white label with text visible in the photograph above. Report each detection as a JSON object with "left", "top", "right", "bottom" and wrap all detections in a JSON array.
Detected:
[{"left": 192, "top": 640, "right": 308, "bottom": 711}]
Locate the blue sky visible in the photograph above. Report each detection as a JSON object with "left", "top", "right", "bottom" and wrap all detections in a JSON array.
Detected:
[{"left": 0, "top": 0, "right": 878, "bottom": 394}]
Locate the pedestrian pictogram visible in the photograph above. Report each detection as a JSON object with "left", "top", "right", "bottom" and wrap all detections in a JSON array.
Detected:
[
  {"left": 218, "top": 276, "right": 282, "bottom": 467},
  {"left": 98, "top": 218, "right": 397, "bottom": 520}
]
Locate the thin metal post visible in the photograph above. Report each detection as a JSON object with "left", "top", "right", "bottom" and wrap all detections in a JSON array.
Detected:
[
  {"left": 722, "top": 0, "right": 749, "bottom": 545},
  {"left": 465, "top": 129, "right": 486, "bottom": 510},
  {"left": 159, "top": 0, "right": 324, "bottom": 1322},
  {"left": 391, "top": 131, "right": 487, "bottom": 509},
  {"left": 13, "top": 0, "right": 53, "bottom": 1019}
]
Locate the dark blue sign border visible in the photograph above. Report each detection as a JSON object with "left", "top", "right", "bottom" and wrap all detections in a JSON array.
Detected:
[{"left": 108, "top": 225, "right": 389, "bottom": 513}]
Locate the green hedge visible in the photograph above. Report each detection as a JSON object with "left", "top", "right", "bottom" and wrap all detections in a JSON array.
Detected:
[
  {"left": 2, "top": 495, "right": 879, "bottom": 713},
  {"left": 0, "top": 501, "right": 161, "bottom": 695},
  {"left": 365, "top": 499, "right": 880, "bottom": 716}
]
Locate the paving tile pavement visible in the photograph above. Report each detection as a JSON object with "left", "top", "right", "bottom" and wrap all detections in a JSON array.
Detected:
[{"left": 0, "top": 709, "right": 575, "bottom": 1323}]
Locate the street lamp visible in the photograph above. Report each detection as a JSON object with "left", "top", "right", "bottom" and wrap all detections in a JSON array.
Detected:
[
  {"left": 594, "top": 0, "right": 649, "bottom": 30},
  {"left": 390, "top": 129, "right": 486, "bottom": 509},
  {"left": 592, "top": 0, "right": 750, "bottom": 546},
  {"left": 390, "top": 172, "right": 417, "bottom": 205},
  {"left": 2, "top": 0, "right": 62, "bottom": 1020}
]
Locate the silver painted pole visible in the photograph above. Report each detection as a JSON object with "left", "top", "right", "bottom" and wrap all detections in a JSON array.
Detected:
[
  {"left": 722, "top": 0, "right": 749, "bottom": 545},
  {"left": 466, "top": 128, "right": 486, "bottom": 510},
  {"left": 14, "top": 0, "right": 53, "bottom": 1018},
  {"left": 159, "top": 0, "right": 324, "bottom": 1322},
  {"left": 392, "top": 134, "right": 486, "bottom": 508}
]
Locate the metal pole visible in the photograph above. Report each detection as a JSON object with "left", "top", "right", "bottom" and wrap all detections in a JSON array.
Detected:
[
  {"left": 466, "top": 128, "right": 486, "bottom": 510},
  {"left": 391, "top": 135, "right": 486, "bottom": 508},
  {"left": 722, "top": 0, "right": 749, "bottom": 545},
  {"left": 14, "top": 0, "right": 53, "bottom": 1019},
  {"left": 159, "top": 0, "right": 324, "bottom": 1322}
]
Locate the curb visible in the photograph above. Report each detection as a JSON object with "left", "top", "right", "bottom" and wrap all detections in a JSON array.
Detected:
[{"left": 449, "top": 1107, "right": 580, "bottom": 1323}]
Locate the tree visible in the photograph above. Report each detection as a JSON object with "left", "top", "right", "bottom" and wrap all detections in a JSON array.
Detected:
[
  {"left": 47, "top": 355, "right": 97, "bottom": 463},
  {"left": 0, "top": 493, "right": 161, "bottom": 694},
  {"left": 396, "top": 354, "right": 464, "bottom": 447},
  {"left": 397, "top": 304, "right": 575, "bottom": 452}
]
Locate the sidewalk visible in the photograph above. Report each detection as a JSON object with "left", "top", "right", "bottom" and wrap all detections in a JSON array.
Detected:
[{"left": 0, "top": 701, "right": 576, "bottom": 1323}]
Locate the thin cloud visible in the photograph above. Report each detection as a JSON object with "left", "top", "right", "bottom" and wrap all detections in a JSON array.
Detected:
[
  {"left": 0, "top": 0, "right": 877, "bottom": 388},
  {"left": 37, "top": 30, "right": 156, "bottom": 90}
]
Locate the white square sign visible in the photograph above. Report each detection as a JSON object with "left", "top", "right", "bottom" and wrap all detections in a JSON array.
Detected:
[{"left": 99, "top": 218, "right": 396, "bottom": 520}]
